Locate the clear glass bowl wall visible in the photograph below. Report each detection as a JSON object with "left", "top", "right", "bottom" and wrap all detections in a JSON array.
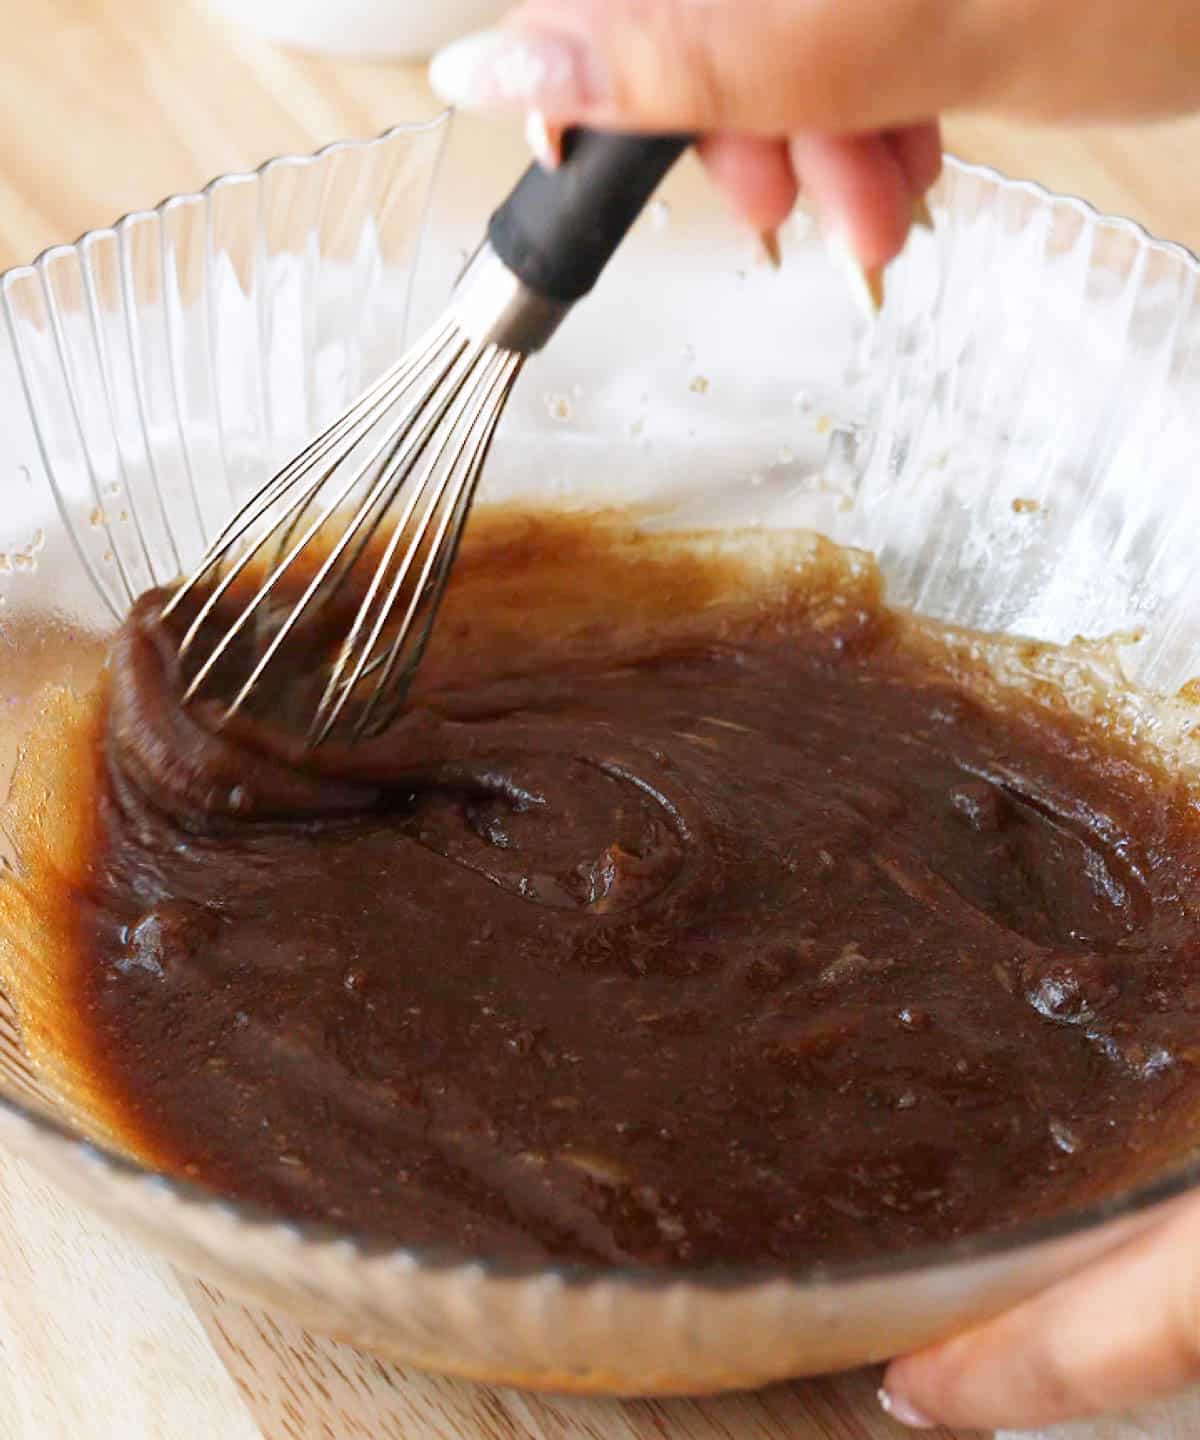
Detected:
[{"left": 0, "top": 112, "right": 1197, "bottom": 1394}]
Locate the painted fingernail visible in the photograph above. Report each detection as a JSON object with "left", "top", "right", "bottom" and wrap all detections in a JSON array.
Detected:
[
  {"left": 525, "top": 110, "right": 564, "bottom": 170},
  {"left": 430, "top": 27, "right": 608, "bottom": 113},
  {"left": 911, "top": 195, "right": 935, "bottom": 231},
  {"left": 758, "top": 228, "right": 782, "bottom": 269},
  {"left": 826, "top": 229, "right": 885, "bottom": 318},
  {"left": 878, "top": 1386, "right": 937, "bottom": 1429}
]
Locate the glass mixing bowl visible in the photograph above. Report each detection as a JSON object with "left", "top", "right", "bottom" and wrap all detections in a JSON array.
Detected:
[{"left": 1, "top": 111, "right": 1199, "bottom": 1396}]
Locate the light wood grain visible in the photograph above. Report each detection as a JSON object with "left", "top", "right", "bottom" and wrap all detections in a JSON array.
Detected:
[
  {"left": 1, "top": 1, "right": 1199, "bottom": 1436},
  {"left": 182, "top": 1278, "right": 968, "bottom": 1440},
  {"left": 0, "top": 1151, "right": 260, "bottom": 1440}
]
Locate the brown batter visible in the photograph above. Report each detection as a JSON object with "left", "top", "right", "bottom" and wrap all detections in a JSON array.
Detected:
[{"left": 8, "top": 510, "right": 1200, "bottom": 1270}]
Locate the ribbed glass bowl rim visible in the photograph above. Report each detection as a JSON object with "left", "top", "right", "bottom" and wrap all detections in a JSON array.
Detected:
[{"left": 4, "top": 124, "right": 1200, "bottom": 1293}]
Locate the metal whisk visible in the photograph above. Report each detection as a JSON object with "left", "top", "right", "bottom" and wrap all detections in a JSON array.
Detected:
[{"left": 164, "top": 131, "right": 690, "bottom": 747}]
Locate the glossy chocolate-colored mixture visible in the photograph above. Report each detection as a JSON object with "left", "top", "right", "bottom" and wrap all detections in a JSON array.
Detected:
[{"left": 30, "top": 514, "right": 1200, "bottom": 1267}]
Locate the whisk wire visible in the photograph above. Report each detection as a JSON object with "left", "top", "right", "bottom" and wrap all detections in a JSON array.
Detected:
[
  {"left": 264, "top": 323, "right": 463, "bottom": 572},
  {"left": 313, "top": 345, "right": 522, "bottom": 742},
  {"left": 353, "top": 349, "right": 523, "bottom": 738},
  {"left": 197, "top": 335, "right": 483, "bottom": 719},
  {"left": 165, "top": 371, "right": 426, "bottom": 673},
  {"left": 309, "top": 341, "right": 494, "bottom": 739},
  {"left": 174, "top": 328, "right": 470, "bottom": 708},
  {"left": 175, "top": 431, "right": 396, "bottom": 705},
  {"left": 164, "top": 320, "right": 455, "bottom": 627}
]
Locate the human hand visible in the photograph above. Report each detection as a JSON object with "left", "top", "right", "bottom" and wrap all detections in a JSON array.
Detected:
[
  {"left": 878, "top": 1193, "right": 1200, "bottom": 1430},
  {"left": 430, "top": 0, "right": 1200, "bottom": 284}
]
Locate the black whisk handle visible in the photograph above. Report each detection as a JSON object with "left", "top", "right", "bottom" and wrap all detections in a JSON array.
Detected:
[{"left": 487, "top": 130, "right": 693, "bottom": 305}]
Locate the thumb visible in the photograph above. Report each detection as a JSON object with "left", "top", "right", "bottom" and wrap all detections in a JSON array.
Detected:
[
  {"left": 430, "top": 0, "right": 990, "bottom": 135},
  {"left": 880, "top": 1194, "right": 1200, "bottom": 1431}
]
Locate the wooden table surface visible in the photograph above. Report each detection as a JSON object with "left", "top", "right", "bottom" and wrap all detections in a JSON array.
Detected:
[{"left": 4, "top": 3, "right": 1200, "bottom": 1438}]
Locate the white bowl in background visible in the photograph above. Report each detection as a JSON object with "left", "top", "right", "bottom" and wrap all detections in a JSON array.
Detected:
[{"left": 205, "top": 0, "right": 508, "bottom": 60}]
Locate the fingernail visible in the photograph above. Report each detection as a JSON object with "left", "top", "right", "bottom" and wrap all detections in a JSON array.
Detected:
[
  {"left": 911, "top": 195, "right": 935, "bottom": 231},
  {"left": 525, "top": 110, "right": 564, "bottom": 170},
  {"left": 826, "top": 229, "right": 885, "bottom": 318},
  {"left": 430, "top": 27, "right": 608, "bottom": 113},
  {"left": 878, "top": 1385, "right": 937, "bottom": 1429},
  {"left": 758, "top": 228, "right": 782, "bottom": 269}
]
